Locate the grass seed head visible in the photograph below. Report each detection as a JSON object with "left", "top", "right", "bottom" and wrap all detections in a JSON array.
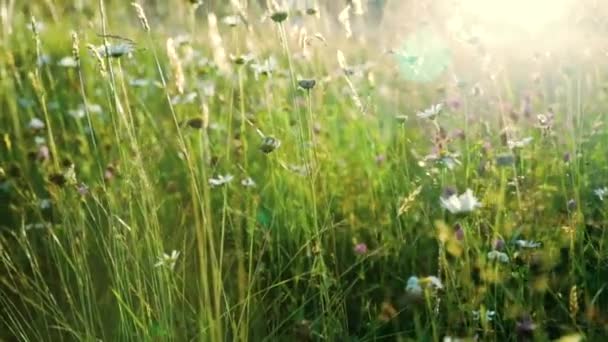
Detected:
[{"left": 131, "top": 3, "right": 150, "bottom": 32}]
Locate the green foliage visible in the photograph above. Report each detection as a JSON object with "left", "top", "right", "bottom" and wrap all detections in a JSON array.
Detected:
[{"left": 0, "top": 1, "right": 607, "bottom": 342}]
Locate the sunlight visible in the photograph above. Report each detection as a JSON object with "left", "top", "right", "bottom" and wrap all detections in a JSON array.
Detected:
[{"left": 458, "top": 0, "right": 575, "bottom": 33}]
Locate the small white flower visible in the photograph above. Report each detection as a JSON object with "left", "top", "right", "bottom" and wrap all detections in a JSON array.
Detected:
[
  {"left": 251, "top": 56, "right": 277, "bottom": 77},
  {"left": 422, "top": 276, "right": 444, "bottom": 290},
  {"left": 87, "top": 104, "right": 103, "bottom": 114},
  {"left": 57, "top": 56, "right": 78, "bottom": 68},
  {"left": 222, "top": 15, "right": 242, "bottom": 27},
  {"left": 68, "top": 108, "right": 86, "bottom": 119},
  {"left": 198, "top": 81, "right": 216, "bottom": 97},
  {"left": 416, "top": 103, "right": 443, "bottom": 119},
  {"left": 241, "top": 177, "right": 256, "bottom": 188},
  {"left": 34, "top": 136, "right": 46, "bottom": 145},
  {"left": 472, "top": 309, "right": 497, "bottom": 321},
  {"left": 39, "top": 199, "right": 52, "bottom": 209},
  {"left": 96, "top": 42, "right": 136, "bottom": 58},
  {"left": 515, "top": 240, "right": 542, "bottom": 249},
  {"left": 28, "top": 117, "right": 45, "bottom": 130},
  {"left": 594, "top": 187, "right": 608, "bottom": 201},
  {"left": 154, "top": 250, "right": 180, "bottom": 271},
  {"left": 209, "top": 174, "right": 234, "bottom": 187},
  {"left": 171, "top": 92, "right": 198, "bottom": 105},
  {"left": 487, "top": 250, "right": 510, "bottom": 263},
  {"left": 68, "top": 103, "right": 102, "bottom": 119},
  {"left": 443, "top": 337, "right": 467, "bottom": 342},
  {"left": 24, "top": 223, "right": 47, "bottom": 230},
  {"left": 507, "top": 137, "right": 533, "bottom": 149},
  {"left": 440, "top": 189, "right": 481, "bottom": 214},
  {"left": 129, "top": 78, "right": 152, "bottom": 87}
]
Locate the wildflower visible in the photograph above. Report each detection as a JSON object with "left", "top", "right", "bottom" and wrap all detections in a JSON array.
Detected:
[
  {"left": 353, "top": 243, "right": 368, "bottom": 255},
  {"left": 416, "top": 103, "right": 443, "bottom": 120},
  {"left": 37, "top": 54, "right": 52, "bottom": 66},
  {"left": 472, "top": 309, "right": 497, "bottom": 321},
  {"left": 487, "top": 250, "right": 510, "bottom": 263},
  {"left": 154, "top": 250, "right": 180, "bottom": 271},
  {"left": 421, "top": 276, "right": 444, "bottom": 290},
  {"left": 294, "top": 319, "right": 312, "bottom": 341},
  {"left": 567, "top": 199, "right": 577, "bottom": 211},
  {"left": 406, "top": 276, "right": 423, "bottom": 296},
  {"left": 515, "top": 240, "right": 542, "bottom": 249},
  {"left": 96, "top": 42, "right": 136, "bottom": 58},
  {"left": 594, "top": 187, "right": 608, "bottom": 201},
  {"left": 270, "top": 11, "right": 288, "bottom": 23},
  {"left": 507, "top": 137, "right": 533, "bottom": 149},
  {"left": 230, "top": 52, "right": 255, "bottom": 65},
  {"left": 496, "top": 153, "right": 515, "bottom": 167},
  {"left": 471, "top": 83, "right": 483, "bottom": 96},
  {"left": 493, "top": 238, "right": 506, "bottom": 251},
  {"left": 39, "top": 198, "right": 51, "bottom": 209},
  {"left": 440, "top": 189, "right": 481, "bottom": 214},
  {"left": 298, "top": 79, "right": 316, "bottom": 90},
  {"left": 28, "top": 117, "right": 45, "bottom": 130},
  {"left": 536, "top": 113, "right": 553, "bottom": 130},
  {"left": 57, "top": 56, "right": 78, "bottom": 67},
  {"left": 241, "top": 177, "right": 256, "bottom": 188},
  {"left": 104, "top": 164, "right": 116, "bottom": 181},
  {"left": 68, "top": 103, "right": 102, "bottom": 119},
  {"left": 24, "top": 223, "right": 48, "bottom": 230},
  {"left": 454, "top": 224, "right": 464, "bottom": 241},
  {"left": 259, "top": 136, "right": 281, "bottom": 154},
  {"left": 516, "top": 315, "right": 536, "bottom": 339},
  {"left": 378, "top": 301, "right": 398, "bottom": 322},
  {"left": 77, "top": 183, "right": 89, "bottom": 196},
  {"left": 250, "top": 56, "right": 277, "bottom": 77},
  {"left": 171, "top": 92, "right": 197, "bottom": 105},
  {"left": 129, "top": 78, "right": 153, "bottom": 87},
  {"left": 208, "top": 174, "right": 234, "bottom": 187},
  {"left": 443, "top": 337, "right": 469, "bottom": 342},
  {"left": 222, "top": 15, "right": 241, "bottom": 27}
]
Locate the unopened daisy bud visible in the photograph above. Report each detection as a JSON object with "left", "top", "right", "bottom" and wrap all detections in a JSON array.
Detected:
[
  {"left": 260, "top": 136, "right": 281, "bottom": 154},
  {"left": 131, "top": 3, "right": 150, "bottom": 32},
  {"left": 298, "top": 79, "right": 316, "bottom": 90},
  {"left": 306, "top": 7, "right": 318, "bottom": 16},
  {"left": 270, "top": 11, "right": 288, "bottom": 23},
  {"left": 184, "top": 117, "right": 204, "bottom": 129}
]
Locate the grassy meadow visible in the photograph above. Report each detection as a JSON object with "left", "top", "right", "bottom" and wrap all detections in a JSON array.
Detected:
[{"left": 1, "top": 1, "right": 608, "bottom": 341}]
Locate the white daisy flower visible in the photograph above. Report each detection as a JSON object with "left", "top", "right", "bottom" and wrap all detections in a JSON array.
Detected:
[
  {"left": 507, "top": 137, "right": 533, "bottom": 149},
  {"left": 28, "top": 117, "right": 45, "bottom": 130},
  {"left": 594, "top": 187, "right": 608, "bottom": 201},
  {"left": 241, "top": 177, "right": 256, "bottom": 188},
  {"left": 154, "top": 250, "right": 180, "bottom": 271},
  {"left": 440, "top": 189, "right": 481, "bottom": 214},
  {"left": 487, "top": 250, "right": 510, "bottom": 263},
  {"left": 57, "top": 56, "right": 78, "bottom": 68},
  {"left": 514, "top": 240, "right": 542, "bottom": 249},
  {"left": 209, "top": 174, "right": 234, "bottom": 187},
  {"left": 416, "top": 103, "right": 443, "bottom": 119}
]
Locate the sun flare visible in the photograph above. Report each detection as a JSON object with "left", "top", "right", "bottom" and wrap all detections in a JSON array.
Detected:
[{"left": 458, "top": 0, "right": 575, "bottom": 33}]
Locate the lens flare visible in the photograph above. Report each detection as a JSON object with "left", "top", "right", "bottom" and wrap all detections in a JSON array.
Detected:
[{"left": 458, "top": 0, "right": 574, "bottom": 33}]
